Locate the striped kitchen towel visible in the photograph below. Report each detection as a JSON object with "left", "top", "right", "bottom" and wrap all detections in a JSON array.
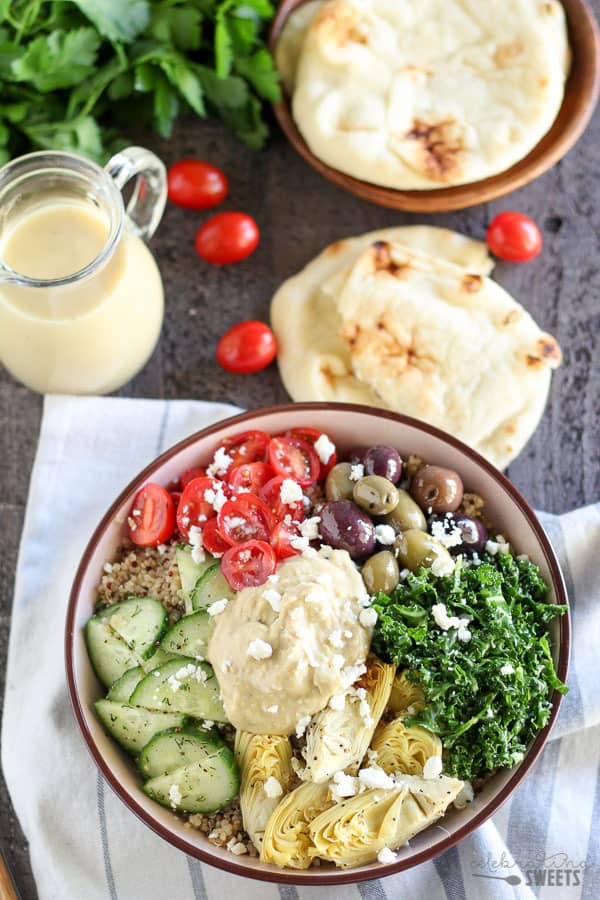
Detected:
[{"left": 2, "top": 395, "right": 599, "bottom": 900}]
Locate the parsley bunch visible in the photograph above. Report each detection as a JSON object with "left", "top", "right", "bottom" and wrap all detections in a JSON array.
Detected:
[
  {"left": 371, "top": 554, "right": 568, "bottom": 781},
  {"left": 0, "top": 0, "right": 280, "bottom": 164}
]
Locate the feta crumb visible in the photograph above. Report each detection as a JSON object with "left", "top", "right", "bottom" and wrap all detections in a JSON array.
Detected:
[
  {"left": 485, "top": 536, "right": 510, "bottom": 556},
  {"left": 299, "top": 516, "right": 321, "bottom": 540},
  {"left": 398, "top": 568, "right": 410, "bottom": 581},
  {"left": 207, "top": 598, "right": 229, "bottom": 616},
  {"left": 500, "top": 663, "right": 515, "bottom": 675},
  {"left": 267, "top": 573, "right": 279, "bottom": 584},
  {"left": 263, "top": 776, "right": 283, "bottom": 799},
  {"left": 295, "top": 714, "right": 311, "bottom": 738},
  {"left": 430, "top": 519, "right": 464, "bottom": 549},
  {"left": 247, "top": 638, "right": 272, "bottom": 660},
  {"left": 516, "top": 553, "right": 530, "bottom": 562},
  {"left": 168, "top": 784, "right": 182, "bottom": 808},
  {"left": 329, "top": 694, "right": 346, "bottom": 711},
  {"left": 290, "top": 756, "right": 305, "bottom": 777},
  {"left": 331, "top": 654, "right": 345, "bottom": 670},
  {"left": 103, "top": 562, "right": 113, "bottom": 573},
  {"left": 221, "top": 660, "right": 232, "bottom": 674},
  {"left": 280, "top": 478, "right": 303, "bottom": 505},
  {"left": 266, "top": 704, "right": 278, "bottom": 713},
  {"left": 430, "top": 555, "right": 456, "bottom": 577},
  {"left": 340, "top": 662, "right": 367, "bottom": 688},
  {"left": 188, "top": 525, "right": 205, "bottom": 565},
  {"left": 313, "top": 434, "right": 336, "bottom": 464},
  {"left": 349, "top": 464, "right": 364, "bottom": 481},
  {"left": 358, "top": 766, "right": 395, "bottom": 790},
  {"left": 359, "top": 607, "right": 378, "bottom": 628},
  {"left": 328, "top": 629, "right": 344, "bottom": 649},
  {"left": 201, "top": 719, "right": 214, "bottom": 731},
  {"left": 423, "top": 756, "right": 443, "bottom": 779},
  {"left": 453, "top": 782, "right": 474, "bottom": 809},
  {"left": 206, "top": 447, "right": 233, "bottom": 478},
  {"left": 431, "top": 603, "right": 470, "bottom": 634},
  {"left": 374, "top": 524, "right": 396, "bottom": 546},
  {"left": 377, "top": 847, "right": 396, "bottom": 864},
  {"left": 156, "top": 543, "right": 167, "bottom": 555},
  {"left": 229, "top": 842, "right": 248, "bottom": 856},
  {"left": 290, "top": 534, "right": 310, "bottom": 553},
  {"left": 330, "top": 771, "right": 359, "bottom": 802},
  {"left": 457, "top": 626, "right": 472, "bottom": 643},
  {"left": 263, "top": 588, "right": 282, "bottom": 612}
]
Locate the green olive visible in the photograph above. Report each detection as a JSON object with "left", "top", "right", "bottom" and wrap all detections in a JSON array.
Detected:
[
  {"left": 361, "top": 551, "right": 400, "bottom": 594},
  {"left": 325, "top": 463, "right": 355, "bottom": 501},
  {"left": 353, "top": 475, "right": 399, "bottom": 516},
  {"left": 380, "top": 490, "right": 427, "bottom": 533},
  {"left": 395, "top": 529, "right": 454, "bottom": 573}
]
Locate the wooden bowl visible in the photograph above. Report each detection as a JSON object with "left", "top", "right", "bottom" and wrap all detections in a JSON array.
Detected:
[{"left": 269, "top": 0, "right": 600, "bottom": 212}]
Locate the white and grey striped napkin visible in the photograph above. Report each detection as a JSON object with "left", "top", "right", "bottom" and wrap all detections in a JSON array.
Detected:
[{"left": 2, "top": 396, "right": 599, "bottom": 900}]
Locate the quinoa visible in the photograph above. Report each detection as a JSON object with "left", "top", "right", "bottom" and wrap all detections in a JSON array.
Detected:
[
  {"left": 97, "top": 540, "right": 184, "bottom": 623},
  {"left": 459, "top": 492, "right": 485, "bottom": 520}
]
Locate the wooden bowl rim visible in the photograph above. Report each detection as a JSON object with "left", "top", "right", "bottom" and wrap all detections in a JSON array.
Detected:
[{"left": 269, "top": 0, "right": 600, "bottom": 212}]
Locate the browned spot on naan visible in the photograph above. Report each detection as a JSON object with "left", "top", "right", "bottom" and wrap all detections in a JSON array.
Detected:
[
  {"left": 462, "top": 274, "right": 483, "bottom": 293},
  {"left": 404, "top": 119, "right": 465, "bottom": 182}
]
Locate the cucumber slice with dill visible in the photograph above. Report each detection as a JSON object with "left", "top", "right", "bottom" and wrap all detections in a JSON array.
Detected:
[
  {"left": 139, "top": 725, "right": 226, "bottom": 779},
  {"left": 96, "top": 597, "right": 168, "bottom": 660},
  {"left": 85, "top": 618, "right": 140, "bottom": 689},
  {"left": 191, "top": 564, "right": 235, "bottom": 611},
  {"left": 107, "top": 666, "right": 145, "bottom": 702},
  {"left": 160, "top": 610, "right": 214, "bottom": 660},
  {"left": 94, "top": 700, "right": 187, "bottom": 755},
  {"left": 130, "top": 658, "right": 227, "bottom": 722}
]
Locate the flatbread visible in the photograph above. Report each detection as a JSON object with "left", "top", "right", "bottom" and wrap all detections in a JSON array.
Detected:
[
  {"left": 291, "top": 0, "right": 569, "bottom": 190},
  {"left": 271, "top": 234, "right": 560, "bottom": 469},
  {"left": 275, "top": 0, "right": 324, "bottom": 95}
]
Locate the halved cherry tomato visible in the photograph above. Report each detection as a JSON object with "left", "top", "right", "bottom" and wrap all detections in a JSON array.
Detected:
[
  {"left": 221, "top": 540, "right": 277, "bottom": 590},
  {"left": 170, "top": 490, "right": 182, "bottom": 507},
  {"left": 128, "top": 483, "right": 175, "bottom": 547},
  {"left": 195, "top": 212, "right": 260, "bottom": 265},
  {"left": 217, "top": 494, "right": 275, "bottom": 545},
  {"left": 228, "top": 461, "right": 274, "bottom": 494},
  {"left": 202, "top": 517, "right": 230, "bottom": 556},
  {"left": 286, "top": 427, "right": 338, "bottom": 478},
  {"left": 486, "top": 212, "right": 543, "bottom": 263},
  {"left": 167, "top": 160, "right": 228, "bottom": 210},
  {"left": 271, "top": 521, "right": 301, "bottom": 559},
  {"left": 260, "top": 476, "right": 305, "bottom": 523},
  {"left": 181, "top": 466, "right": 207, "bottom": 489},
  {"left": 218, "top": 430, "right": 270, "bottom": 467},
  {"left": 177, "top": 476, "right": 220, "bottom": 540},
  {"left": 267, "top": 436, "right": 320, "bottom": 488},
  {"left": 216, "top": 321, "right": 277, "bottom": 374}
]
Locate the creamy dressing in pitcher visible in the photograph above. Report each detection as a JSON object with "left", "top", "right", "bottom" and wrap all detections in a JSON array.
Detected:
[{"left": 0, "top": 201, "right": 164, "bottom": 394}]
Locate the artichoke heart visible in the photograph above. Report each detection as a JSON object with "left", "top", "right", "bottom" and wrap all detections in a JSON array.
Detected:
[
  {"left": 260, "top": 781, "right": 334, "bottom": 869},
  {"left": 234, "top": 732, "right": 293, "bottom": 852},
  {"left": 309, "top": 773, "right": 464, "bottom": 868},
  {"left": 388, "top": 669, "right": 426, "bottom": 715},
  {"left": 302, "top": 656, "right": 395, "bottom": 783},
  {"left": 371, "top": 716, "right": 442, "bottom": 776}
]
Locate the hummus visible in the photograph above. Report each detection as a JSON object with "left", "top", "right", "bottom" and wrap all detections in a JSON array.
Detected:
[{"left": 208, "top": 548, "right": 372, "bottom": 734}]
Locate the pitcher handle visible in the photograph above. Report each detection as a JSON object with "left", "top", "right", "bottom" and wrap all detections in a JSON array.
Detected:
[{"left": 105, "top": 146, "right": 167, "bottom": 242}]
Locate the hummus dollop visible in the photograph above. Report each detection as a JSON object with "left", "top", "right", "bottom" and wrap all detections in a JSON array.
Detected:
[{"left": 208, "top": 548, "right": 372, "bottom": 734}]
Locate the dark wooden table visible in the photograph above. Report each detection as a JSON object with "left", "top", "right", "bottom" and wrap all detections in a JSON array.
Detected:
[{"left": 1, "top": 51, "right": 599, "bottom": 897}]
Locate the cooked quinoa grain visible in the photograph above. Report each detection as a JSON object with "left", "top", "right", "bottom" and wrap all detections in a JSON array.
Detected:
[{"left": 97, "top": 541, "right": 184, "bottom": 623}]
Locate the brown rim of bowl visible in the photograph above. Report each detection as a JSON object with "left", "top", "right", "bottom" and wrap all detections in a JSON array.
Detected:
[
  {"left": 268, "top": 0, "right": 600, "bottom": 212},
  {"left": 65, "top": 402, "right": 570, "bottom": 885}
]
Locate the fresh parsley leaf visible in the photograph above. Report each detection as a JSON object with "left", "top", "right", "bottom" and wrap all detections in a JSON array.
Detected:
[
  {"left": 214, "top": 14, "right": 233, "bottom": 78},
  {"left": 69, "top": 0, "right": 150, "bottom": 43},
  {"left": 10, "top": 28, "right": 100, "bottom": 91},
  {"left": 234, "top": 48, "right": 280, "bottom": 102},
  {"left": 149, "top": 6, "right": 203, "bottom": 52}
]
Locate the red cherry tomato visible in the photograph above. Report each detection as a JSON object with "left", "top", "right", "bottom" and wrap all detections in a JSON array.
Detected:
[
  {"left": 228, "top": 461, "right": 275, "bottom": 494},
  {"left": 216, "top": 321, "right": 277, "bottom": 375},
  {"left": 267, "top": 436, "right": 320, "bottom": 488},
  {"left": 260, "top": 476, "right": 305, "bottom": 523},
  {"left": 195, "top": 212, "right": 259, "bottom": 265},
  {"left": 486, "top": 212, "right": 543, "bottom": 263},
  {"left": 170, "top": 490, "right": 182, "bottom": 507},
  {"left": 202, "top": 517, "right": 231, "bottom": 556},
  {"left": 181, "top": 466, "right": 207, "bottom": 489},
  {"left": 271, "top": 521, "right": 302, "bottom": 559},
  {"left": 167, "top": 159, "right": 228, "bottom": 210},
  {"left": 177, "top": 476, "right": 220, "bottom": 540},
  {"left": 217, "top": 494, "right": 275, "bottom": 545},
  {"left": 128, "top": 483, "right": 175, "bottom": 547},
  {"left": 221, "top": 540, "right": 277, "bottom": 590},
  {"left": 218, "top": 430, "right": 270, "bottom": 467},
  {"left": 286, "top": 427, "right": 337, "bottom": 478}
]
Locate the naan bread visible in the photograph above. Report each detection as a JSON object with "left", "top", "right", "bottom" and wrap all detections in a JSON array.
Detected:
[
  {"left": 271, "top": 236, "right": 561, "bottom": 469},
  {"left": 275, "top": 0, "right": 324, "bottom": 95},
  {"left": 291, "top": 0, "right": 569, "bottom": 189}
]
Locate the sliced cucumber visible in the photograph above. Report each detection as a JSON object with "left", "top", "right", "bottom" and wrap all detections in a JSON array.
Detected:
[
  {"left": 94, "top": 700, "right": 187, "bottom": 755},
  {"left": 96, "top": 597, "right": 168, "bottom": 660},
  {"left": 130, "top": 658, "right": 227, "bottom": 722},
  {"left": 86, "top": 618, "right": 140, "bottom": 688},
  {"left": 176, "top": 546, "right": 216, "bottom": 612},
  {"left": 107, "top": 666, "right": 145, "bottom": 702},
  {"left": 160, "top": 610, "right": 214, "bottom": 660},
  {"left": 139, "top": 725, "right": 226, "bottom": 779},
  {"left": 191, "top": 563, "right": 235, "bottom": 611},
  {"left": 142, "top": 734, "right": 239, "bottom": 813},
  {"left": 140, "top": 647, "right": 178, "bottom": 673}
]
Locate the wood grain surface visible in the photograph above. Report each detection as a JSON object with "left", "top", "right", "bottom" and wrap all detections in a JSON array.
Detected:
[{"left": 1, "top": 12, "right": 600, "bottom": 893}]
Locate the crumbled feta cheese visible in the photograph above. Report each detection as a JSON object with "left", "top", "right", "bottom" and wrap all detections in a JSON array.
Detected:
[
  {"left": 127, "top": 517, "right": 137, "bottom": 531},
  {"left": 207, "top": 598, "right": 229, "bottom": 616},
  {"left": 188, "top": 524, "right": 205, "bottom": 565},
  {"left": 263, "top": 588, "right": 282, "bottom": 612},
  {"left": 500, "top": 663, "right": 515, "bottom": 675},
  {"left": 358, "top": 767, "right": 395, "bottom": 790},
  {"left": 103, "top": 562, "right": 113, "bottom": 573},
  {"left": 358, "top": 697, "right": 374, "bottom": 728},
  {"left": 349, "top": 464, "right": 364, "bottom": 481},
  {"left": 168, "top": 784, "right": 182, "bottom": 808},
  {"left": 247, "top": 639, "right": 272, "bottom": 660},
  {"left": 453, "top": 782, "right": 474, "bottom": 809},
  {"left": 156, "top": 543, "right": 167, "bottom": 555},
  {"left": 290, "top": 534, "right": 310, "bottom": 553},
  {"left": 266, "top": 704, "right": 278, "bottom": 713},
  {"left": 377, "top": 847, "right": 396, "bottom": 864},
  {"left": 457, "top": 626, "right": 472, "bottom": 643},
  {"left": 331, "top": 654, "right": 345, "bottom": 670},
  {"left": 430, "top": 555, "right": 455, "bottom": 577},
  {"left": 486, "top": 536, "right": 511, "bottom": 556},
  {"left": 430, "top": 519, "right": 464, "bottom": 549},
  {"left": 267, "top": 573, "right": 279, "bottom": 584},
  {"left": 229, "top": 841, "right": 248, "bottom": 856},
  {"left": 398, "top": 568, "right": 410, "bottom": 580},
  {"left": 221, "top": 660, "right": 232, "bottom": 674},
  {"left": 344, "top": 629, "right": 353, "bottom": 639},
  {"left": 516, "top": 553, "right": 530, "bottom": 562},
  {"left": 203, "top": 488, "right": 216, "bottom": 505},
  {"left": 263, "top": 776, "right": 283, "bottom": 799},
  {"left": 374, "top": 524, "right": 396, "bottom": 546},
  {"left": 359, "top": 607, "right": 378, "bottom": 628},
  {"left": 431, "top": 603, "right": 470, "bottom": 634},
  {"left": 299, "top": 516, "right": 321, "bottom": 540},
  {"left": 340, "top": 662, "right": 367, "bottom": 688},
  {"left": 423, "top": 756, "right": 443, "bottom": 779},
  {"left": 329, "top": 694, "right": 346, "bottom": 711},
  {"left": 290, "top": 756, "right": 305, "bottom": 777},
  {"left": 328, "top": 629, "right": 344, "bottom": 649},
  {"left": 206, "top": 447, "right": 233, "bottom": 477},
  {"left": 330, "top": 771, "right": 359, "bottom": 802},
  {"left": 313, "top": 434, "right": 336, "bottom": 464},
  {"left": 486, "top": 708, "right": 494, "bottom": 718},
  {"left": 201, "top": 719, "right": 214, "bottom": 731},
  {"left": 295, "top": 714, "right": 311, "bottom": 738},
  {"left": 280, "top": 478, "right": 303, "bottom": 505}
]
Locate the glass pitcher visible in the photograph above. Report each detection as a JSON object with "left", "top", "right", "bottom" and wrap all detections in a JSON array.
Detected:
[{"left": 0, "top": 147, "right": 167, "bottom": 395}]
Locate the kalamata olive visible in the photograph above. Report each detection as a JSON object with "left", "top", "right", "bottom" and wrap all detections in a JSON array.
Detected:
[
  {"left": 363, "top": 445, "right": 403, "bottom": 483},
  {"left": 362, "top": 551, "right": 400, "bottom": 594},
  {"left": 395, "top": 529, "right": 454, "bottom": 574},
  {"left": 353, "top": 475, "right": 399, "bottom": 516},
  {"left": 430, "top": 513, "right": 488, "bottom": 555},
  {"left": 347, "top": 447, "right": 367, "bottom": 464},
  {"left": 410, "top": 465, "right": 464, "bottom": 513},
  {"left": 380, "top": 490, "right": 427, "bottom": 533},
  {"left": 325, "top": 462, "right": 355, "bottom": 501},
  {"left": 320, "top": 499, "right": 376, "bottom": 559}
]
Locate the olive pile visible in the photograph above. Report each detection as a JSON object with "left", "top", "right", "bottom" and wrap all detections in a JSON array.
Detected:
[{"left": 319, "top": 446, "right": 488, "bottom": 594}]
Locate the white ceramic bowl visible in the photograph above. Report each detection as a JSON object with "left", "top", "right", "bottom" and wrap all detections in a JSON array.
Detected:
[{"left": 66, "top": 403, "right": 569, "bottom": 885}]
